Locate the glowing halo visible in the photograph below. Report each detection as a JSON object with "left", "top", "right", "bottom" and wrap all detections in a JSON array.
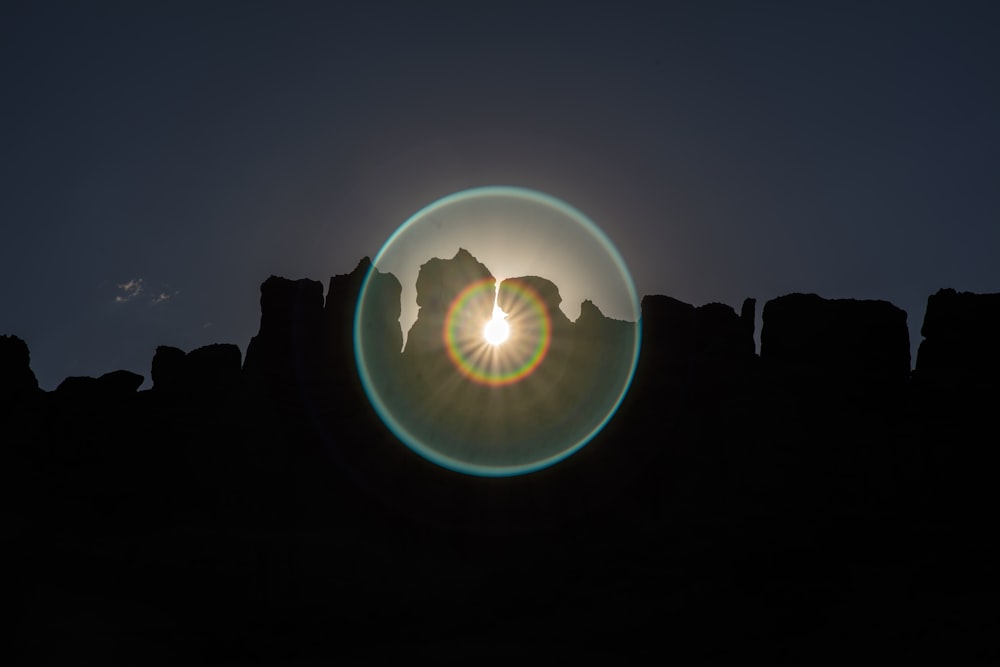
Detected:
[
  {"left": 444, "top": 277, "right": 552, "bottom": 387},
  {"left": 354, "top": 186, "right": 641, "bottom": 477}
]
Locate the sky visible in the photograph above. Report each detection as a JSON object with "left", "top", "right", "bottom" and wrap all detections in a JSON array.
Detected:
[{"left": 2, "top": 1, "right": 998, "bottom": 390}]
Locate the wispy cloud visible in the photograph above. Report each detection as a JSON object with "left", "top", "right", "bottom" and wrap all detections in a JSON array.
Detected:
[
  {"left": 152, "top": 291, "right": 173, "bottom": 304},
  {"left": 115, "top": 278, "right": 144, "bottom": 303}
]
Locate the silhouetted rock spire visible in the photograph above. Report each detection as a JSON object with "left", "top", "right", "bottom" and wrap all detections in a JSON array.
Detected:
[
  {"left": 635, "top": 295, "right": 756, "bottom": 395},
  {"left": 915, "top": 287, "right": 1000, "bottom": 386},
  {"left": 404, "top": 248, "right": 494, "bottom": 358},
  {"left": 0, "top": 333, "right": 39, "bottom": 404},
  {"left": 761, "top": 293, "right": 910, "bottom": 387},
  {"left": 243, "top": 275, "right": 325, "bottom": 394},
  {"left": 329, "top": 257, "right": 402, "bottom": 372}
]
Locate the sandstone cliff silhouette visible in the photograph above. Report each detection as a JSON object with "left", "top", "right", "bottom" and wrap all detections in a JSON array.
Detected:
[{"left": 2, "top": 267, "right": 996, "bottom": 663}]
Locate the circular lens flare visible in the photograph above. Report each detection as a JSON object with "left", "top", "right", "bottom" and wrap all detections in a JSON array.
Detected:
[{"left": 353, "top": 186, "right": 641, "bottom": 477}]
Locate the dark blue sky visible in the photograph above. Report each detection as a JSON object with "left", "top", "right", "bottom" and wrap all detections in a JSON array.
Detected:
[{"left": 3, "top": 1, "right": 998, "bottom": 389}]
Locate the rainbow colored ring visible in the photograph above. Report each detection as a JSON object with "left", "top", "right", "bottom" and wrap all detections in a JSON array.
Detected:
[{"left": 443, "top": 278, "right": 552, "bottom": 386}]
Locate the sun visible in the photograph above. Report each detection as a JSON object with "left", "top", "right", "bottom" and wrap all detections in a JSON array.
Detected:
[{"left": 483, "top": 308, "right": 510, "bottom": 346}]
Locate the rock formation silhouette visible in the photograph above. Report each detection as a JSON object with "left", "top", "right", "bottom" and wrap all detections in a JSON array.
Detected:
[
  {"left": 54, "top": 368, "right": 145, "bottom": 400},
  {"left": 2, "top": 264, "right": 996, "bottom": 663},
  {"left": 0, "top": 333, "right": 39, "bottom": 404},
  {"left": 915, "top": 287, "right": 1000, "bottom": 388},
  {"left": 761, "top": 293, "right": 910, "bottom": 393},
  {"left": 152, "top": 343, "right": 242, "bottom": 396},
  {"left": 243, "top": 274, "right": 325, "bottom": 398}
]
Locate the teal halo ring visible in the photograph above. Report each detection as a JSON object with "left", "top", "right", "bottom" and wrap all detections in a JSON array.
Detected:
[{"left": 354, "top": 186, "right": 642, "bottom": 477}]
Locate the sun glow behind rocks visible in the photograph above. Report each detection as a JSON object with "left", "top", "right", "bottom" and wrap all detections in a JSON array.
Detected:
[
  {"left": 484, "top": 302, "right": 510, "bottom": 346},
  {"left": 370, "top": 188, "right": 639, "bottom": 351},
  {"left": 354, "top": 186, "right": 641, "bottom": 477}
]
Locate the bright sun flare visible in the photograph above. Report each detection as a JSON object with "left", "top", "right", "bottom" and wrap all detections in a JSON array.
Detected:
[{"left": 483, "top": 309, "right": 510, "bottom": 346}]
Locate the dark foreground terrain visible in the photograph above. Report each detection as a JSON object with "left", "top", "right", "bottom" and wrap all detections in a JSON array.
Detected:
[{"left": 3, "top": 259, "right": 997, "bottom": 664}]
